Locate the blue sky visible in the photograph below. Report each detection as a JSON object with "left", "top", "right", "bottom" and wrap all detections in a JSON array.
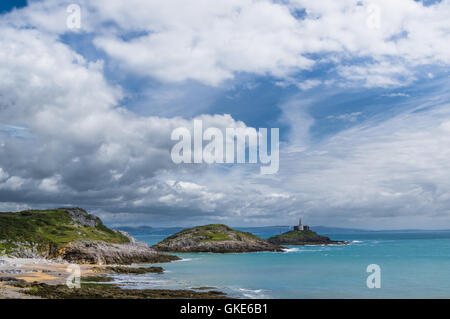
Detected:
[
  {"left": 0, "top": 0, "right": 26, "bottom": 14},
  {"left": 0, "top": 0, "right": 450, "bottom": 229},
  {"left": 58, "top": 30, "right": 445, "bottom": 144},
  {"left": 59, "top": 30, "right": 447, "bottom": 145}
]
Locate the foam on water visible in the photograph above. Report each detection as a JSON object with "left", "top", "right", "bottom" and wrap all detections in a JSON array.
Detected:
[
  {"left": 174, "top": 257, "right": 198, "bottom": 262},
  {"left": 235, "top": 288, "right": 270, "bottom": 299},
  {"left": 282, "top": 247, "right": 301, "bottom": 253}
]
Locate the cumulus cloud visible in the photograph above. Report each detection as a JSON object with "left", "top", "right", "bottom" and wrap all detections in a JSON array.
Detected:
[
  {"left": 0, "top": 24, "right": 250, "bottom": 216},
  {"left": 1, "top": 1, "right": 450, "bottom": 229},
  {"left": 91, "top": 0, "right": 316, "bottom": 86},
  {"left": 4, "top": 0, "right": 450, "bottom": 87},
  {"left": 143, "top": 93, "right": 450, "bottom": 228},
  {"left": 92, "top": 0, "right": 450, "bottom": 87}
]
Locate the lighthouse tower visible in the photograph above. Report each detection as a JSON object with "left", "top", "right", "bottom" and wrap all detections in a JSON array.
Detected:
[
  {"left": 294, "top": 217, "right": 305, "bottom": 231},
  {"left": 298, "top": 218, "right": 304, "bottom": 231}
]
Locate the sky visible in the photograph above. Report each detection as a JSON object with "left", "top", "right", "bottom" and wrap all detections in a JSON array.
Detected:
[{"left": 0, "top": 0, "right": 450, "bottom": 229}]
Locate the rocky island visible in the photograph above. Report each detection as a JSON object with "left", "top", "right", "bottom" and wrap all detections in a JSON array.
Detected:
[
  {"left": 268, "top": 229, "right": 347, "bottom": 245},
  {"left": 153, "top": 224, "right": 283, "bottom": 253},
  {"left": 267, "top": 219, "right": 348, "bottom": 246}
]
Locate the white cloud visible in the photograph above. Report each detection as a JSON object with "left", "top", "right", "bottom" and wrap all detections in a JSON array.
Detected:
[
  {"left": 5, "top": 0, "right": 449, "bottom": 87},
  {"left": 93, "top": 0, "right": 450, "bottom": 87},
  {"left": 1, "top": 176, "right": 26, "bottom": 191},
  {"left": 0, "top": 202, "right": 30, "bottom": 212},
  {"left": 136, "top": 180, "right": 225, "bottom": 212},
  {"left": 327, "top": 112, "right": 362, "bottom": 122},
  {"left": 0, "top": 24, "right": 251, "bottom": 214},
  {"left": 91, "top": 0, "right": 314, "bottom": 86},
  {"left": 296, "top": 79, "right": 322, "bottom": 90},
  {"left": 382, "top": 93, "right": 410, "bottom": 97},
  {"left": 337, "top": 61, "right": 415, "bottom": 87},
  {"left": 39, "top": 175, "right": 62, "bottom": 192}
]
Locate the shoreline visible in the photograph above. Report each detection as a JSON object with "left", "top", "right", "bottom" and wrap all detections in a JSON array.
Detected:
[{"left": 0, "top": 257, "right": 227, "bottom": 299}]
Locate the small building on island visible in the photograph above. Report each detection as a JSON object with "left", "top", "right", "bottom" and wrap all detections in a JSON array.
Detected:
[{"left": 293, "top": 218, "right": 309, "bottom": 232}]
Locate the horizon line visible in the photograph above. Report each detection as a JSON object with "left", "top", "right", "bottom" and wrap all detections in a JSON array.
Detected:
[{"left": 113, "top": 224, "right": 450, "bottom": 232}]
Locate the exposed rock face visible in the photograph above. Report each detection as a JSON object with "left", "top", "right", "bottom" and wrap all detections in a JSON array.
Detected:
[
  {"left": 66, "top": 208, "right": 101, "bottom": 227},
  {"left": 268, "top": 230, "right": 348, "bottom": 245},
  {"left": 153, "top": 224, "right": 282, "bottom": 253},
  {"left": 58, "top": 240, "right": 180, "bottom": 265},
  {"left": 0, "top": 207, "right": 179, "bottom": 264},
  {"left": 1, "top": 241, "right": 41, "bottom": 258}
]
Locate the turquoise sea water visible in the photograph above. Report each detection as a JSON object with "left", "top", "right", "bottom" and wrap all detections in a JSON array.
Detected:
[{"left": 112, "top": 227, "right": 450, "bottom": 298}]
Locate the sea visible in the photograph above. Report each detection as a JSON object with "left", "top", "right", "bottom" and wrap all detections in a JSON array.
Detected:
[{"left": 110, "top": 226, "right": 450, "bottom": 299}]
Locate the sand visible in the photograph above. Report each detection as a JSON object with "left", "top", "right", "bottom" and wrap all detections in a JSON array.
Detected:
[{"left": 0, "top": 257, "right": 103, "bottom": 298}]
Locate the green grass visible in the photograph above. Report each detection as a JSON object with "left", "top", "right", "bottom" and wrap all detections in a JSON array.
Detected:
[
  {"left": 27, "top": 286, "right": 40, "bottom": 294},
  {"left": 197, "top": 230, "right": 231, "bottom": 242},
  {"left": 267, "top": 230, "right": 326, "bottom": 243},
  {"left": 277, "top": 230, "right": 318, "bottom": 238},
  {"left": 164, "top": 224, "right": 260, "bottom": 243},
  {"left": 0, "top": 208, "right": 129, "bottom": 255}
]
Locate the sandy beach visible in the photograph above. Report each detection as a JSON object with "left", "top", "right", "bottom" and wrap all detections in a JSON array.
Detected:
[
  {"left": 0, "top": 257, "right": 227, "bottom": 299},
  {"left": 0, "top": 257, "right": 102, "bottom": 299}
]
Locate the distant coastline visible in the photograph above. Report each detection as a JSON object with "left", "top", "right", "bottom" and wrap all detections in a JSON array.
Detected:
[{"left": 117, "top": 225, "right": 450, "bottom": 234}]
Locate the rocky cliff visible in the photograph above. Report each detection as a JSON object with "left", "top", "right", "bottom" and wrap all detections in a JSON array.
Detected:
[
  {"left": 153, "top": 224, "right": 282, "bottom": 253},
  {"left": 267, "top": 229, "right": 348, "bottom": 245},
  {"left": 0, "top": 208, "right": 179, "bottom": 264}
]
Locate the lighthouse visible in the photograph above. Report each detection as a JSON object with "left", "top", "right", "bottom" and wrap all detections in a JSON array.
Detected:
[{"left": 293, "top": 217, "right": 309, "bottom": 231}]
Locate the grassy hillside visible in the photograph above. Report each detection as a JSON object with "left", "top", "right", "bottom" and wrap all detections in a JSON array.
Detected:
[
  {"left": 153, "top": 224, "right": 281, "bottom": 253},
  {"left": 0, "top": 208, "right": 129, "bottom": 256},
  {"left": 270, "top": 230, "right": 321, "bottom": 240},
  {"left": 267, "top": 229, "right": 340, "bottom": 245},
  {"left": 163, "top": 224, "right": 260, "bottom": 243}
]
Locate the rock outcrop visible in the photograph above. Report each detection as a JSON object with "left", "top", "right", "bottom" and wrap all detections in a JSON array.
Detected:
[
  {"left": 58, "top": 240, "right": 179, "bottom": 265},
  {"left": 66, "top": 208, "right": 102, "bottom": 227},
  {"left": 22, "top": 282, "right": 227, "bottom": 299},
  {"left": 0, "top": 208, "right": 179, "bottom": 264},
  {"left": 153, "top": 224, "right": 282, "bottom": 253},
  {"left": 94, "top": 266, "right": 165, "bottom": 274},
  {"left": 267, "top": 229, "right": 348, "bottom": 245}
]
